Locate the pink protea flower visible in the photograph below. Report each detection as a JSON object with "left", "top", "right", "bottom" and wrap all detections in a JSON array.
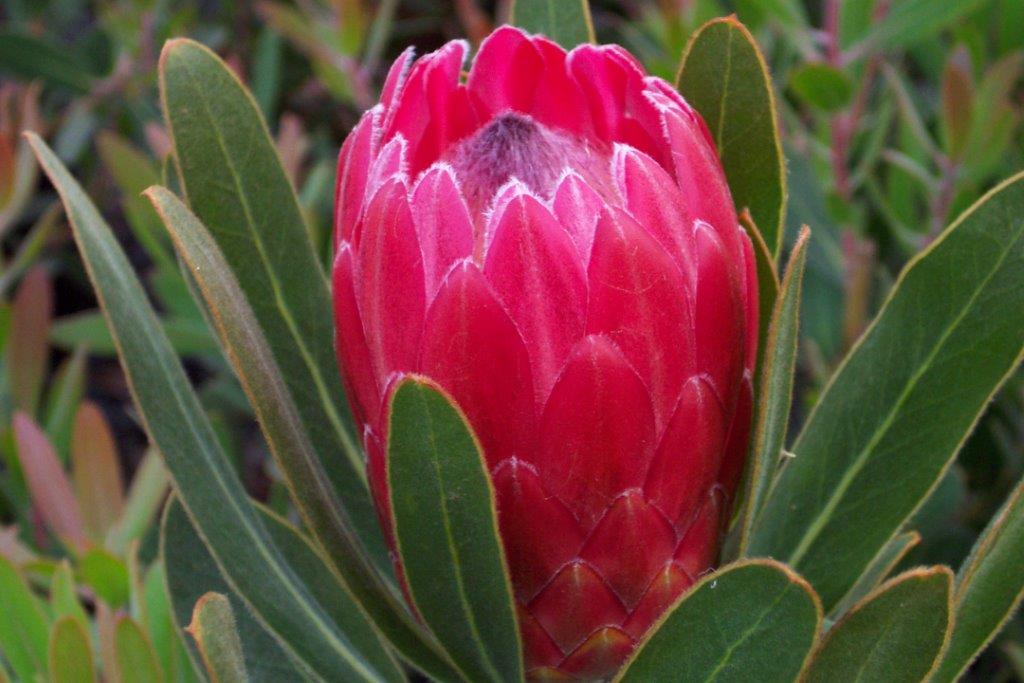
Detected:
[{"left": 333, "top": 26, "right": 758, "bottom": 680}]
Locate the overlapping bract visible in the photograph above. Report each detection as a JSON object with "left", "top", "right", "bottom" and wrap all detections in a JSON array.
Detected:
[{"left": 333, "top": 26, "right": 758, "bottom": 679}]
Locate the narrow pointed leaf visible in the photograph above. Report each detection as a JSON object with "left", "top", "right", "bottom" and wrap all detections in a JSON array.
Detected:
[
  {"left": 115, "top": 617, "right": 164, "bottom": 683},
  {"left": 106, "top": 449, "right": 169, "bottom": 555},
  {"left": 739, "top": 227, "right": 809, "bottom": 553},
  {"left": 49, "top": 617, "right": 96, "bottom": 683},
  {"left": 158, "top": 39, "right": 386, "bottom": 569},
  {"left": 677, "top": 17, "right": 787, "bottom": 257},
  {"left": 50, "top": 560, "right": 90, "bottom": 628},
  {"left": 388, "top": 378, "right": 523, "bottom": 683},
  {"left": 71, "top": 402, "right": 126, "bottom": 541},
  {"left": 510, "top": 0, "right": 594, "bottom": 47},
  {"left": 803, "top": 568, "right": 952, "bottom": 683},
  {"left": 12, "top": 412, "right": 89, "bottom": 552},
  {"left": 740, "top": 210, "right": 780, "bottom": 377},
  {"left": 932, "top": 477, "right": 1024, "bottom": 681},
  {"left": 28, "top": 131, "right": 402, "bottom": 683},
  {"left": 146, "top": 186, "right": 454, "bottom": 681},
  {"left": 9, "top": 266, "right": 52, "bottom": 415},
  {"left": 830, "top": 531, "right": 921, "bottom": 620},
  {"left": 0, "top": 556, "right": 50, "bottom": 682},
  {"left": 43, "top": 345, "right": 87, "bottom": 460},
  {"left": 750, "top": 172, "right": 1024, "bottom": 610},
  {"left": 615, "top": 559, "right": 821, "bottom": 682},
  {"left": 188, "top": 593, "right": 250, "bottom": 683}
]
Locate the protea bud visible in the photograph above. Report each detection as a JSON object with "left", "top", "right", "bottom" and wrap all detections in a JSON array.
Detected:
[{"left": 333, "top": 26, "right": 758, "bottom": 680}]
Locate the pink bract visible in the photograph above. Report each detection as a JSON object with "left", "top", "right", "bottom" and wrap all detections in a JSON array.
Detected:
[{"left": 333, "top": 25, "right": 758, "bottom": 680}]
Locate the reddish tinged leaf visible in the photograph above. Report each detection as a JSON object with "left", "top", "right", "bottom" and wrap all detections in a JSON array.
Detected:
[
  {"left": 9, "top": 266, "right": 53, "bottom": 415},
  {"left": 644, "top": 376, "right": 728, "bottom": 531},
  {"left": 492, "top": 458, "right": 584, "bottom": 602},
  {"left": 528, "top": 561, "right": 627, "bottom": 654},
  {"left": 561, "top": 627, "right": 634, "bottom": 680},
  {"left": 420, "top": 261, "right": 536, "bottom": 468},
  {"left": 536, "top": 336, "right": 655, "bottom": 529},
  {"left": 580, "top": 492, "right": 676, "bottom": 609},
  {"left": 13, "top": 413, "right": 88, "bottom": 553},
  {"left": 411, "top": 164, "right": 475, "bottom": 297},
  {"left": 356, "top": 177, "right": 425, "bottom": 378},
  {"left": 484, "top": 193, "right": 587, "bottom": 402},
  {"left": 740, "top": 230, "right": 760, "bottom": 372},
  {"left": 332, "top": 246, "right": 381, "bottom": 429},
  {"left": 71, "top": 402, "right": 125, "bottom": 541},
  {"left": 622, "top": 564, "right": 692, "bottom": 640},
  {"left": 587, "top": 207, "right": 695, "bottom": 431},
  {"left": 720, "top": 372, "right": 754, "bottom": 501}
]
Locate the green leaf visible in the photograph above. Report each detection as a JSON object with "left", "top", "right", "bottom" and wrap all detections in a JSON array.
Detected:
[
  {"left": 859, "top": 0, "right": 991, "bottom": 51},
  {"left": 28, "top": 131, "right": 401, "bottom": 683},
  {"left": 0, "top": 30, "right": 97, "bottom": 92},
  {"left": 49, "top": 616, "right": 96, "bottom": 683},
  {"left": 157, "top": 39, "right": 385, "bottom": 571},
  {"left": 749, "top": 171, "right": 1024, "bottom": 610},
  {"left": 42, "top": 345, "right": 87, "bottom": 461},
  {"left": 0, "top": 556, "right": 50, "bottom": 682},
  {"left": 50, "top": 560, "right": 90, "bottom": 628},
  {"left": 803, "top": 568, "right": 952, "bottom": 683},
  {"left": 740, "top": 211, "right": 780, "bottom": 381},
  {"left": 388, "top": 378, "right": 522, "bottom": 683},
  {"left": 106, "top": 449, "right": 170, "bottom": 555},
  {"left": 509, "top": 0, "right": 594, "bottom": 47},
  {"left": 677, "top": 16, "right": 786, "bottom": 258},
  {"left": 615, "top": 560, "right": 821, "bottom": 682},
  {"left": 187, "top": 593, "right": 250, "bottom": 683},
  {"left": 146, "top": 187, "right": 452, "bottom": 682},
  {"left": 116, "top": 616, "right": 165, "bottom": 683},
  {"left": 932, "top": 477, "right": 1024, "bottom": 681},
  {"left": 78, "top": 548, "right": 131, "bottom": 609},
  {"left": 830, "top": 531, "right": 921, "bottom": 620},
  {"left": 738, "top": 227, "right": 810, "bottom": 553},
  {"left": 51, "top": 312, "right": 220, "bottom": 358},
  {"left": 161, "top": 499, "right": 309, "bottom": 683},
  {"left": 789, "top": 63, "right": 853, "bottom": 113}
]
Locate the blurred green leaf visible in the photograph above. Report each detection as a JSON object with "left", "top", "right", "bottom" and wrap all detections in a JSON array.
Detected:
[
  {"left": 187, "top": 592, "right": 250, "bottom": 683},
  {"left": 388, "top": 378, "right": 523, "bottom": 683},
  {"left": 49, "top": 616, "right": 96, "bottom": 683},
  {"left": 9, "top": 266, "right": 52, "bottom": 415},
  {"left": 940, "top": 47, "right": 974, "bottom": 160},
  {"left": 116, "top": 616, "right": 164, "bottom": 683},
  {"left": 50, "top": 560, "right": 89, "bottom": 628},
  {"left": 79, "top": 548, "right": 130, "bottom": 608},
  {"left": 932, "top": 476, "right": 1024, "bottom": 681},
  {"left": 147, "top": 186, "right": 419, "bottom": 683},
  {"left": 0, "top": 30, "right": 97, "bottom": 92},
  {"left": 750, "top": 171, "right": 1024, "bottom": 610},
  {"left": 804, "top": 568, "right": 952, "bottom": 682},
  {"left": 678, "top": 16, "right": 787, "bottom": 257},
  {"left": 43, "top": 345, "right": 87, "bottom": 460},
  {"left": 51, "top": 312, "right": 220, "bottom": 357},
  {"left": 616, "top": 560, "right": 821, "bottom": 682},
  {"left": 830, "top": 531, "right": 921, "bottom": 620},
  {"left": 106, "top": 449, "right": 169, "bottom": 555},
  {"left": 71, "top": 402, "right": 125, "bottom": 542},
  {"left": 251, "top": 27, "right": 283, "bottom": 120},
  {"left": 510, "top": 0, "right": 595, "bottom": 47},
  {"left": 28, "top": 132, "right": 404, "bottom": 682},
  {"left": 861, "top": 0, "right": 992, "bottom": 51},
  {"left": 739, "top": 227, "right": 809, "bottom": 553},
  {"left": 158, "top": 38, "right": 386, "bottom": 571},
  {"left": 789, "top": 63, "right": 853, "bottom": 113},
  {"left": 0, "top": 555, "right": 50, "bottom": 682}
]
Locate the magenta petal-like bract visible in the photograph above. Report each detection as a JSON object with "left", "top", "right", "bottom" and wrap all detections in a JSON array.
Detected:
[{"left": 332, "top": 26, "right": 758, "bottom": 680}]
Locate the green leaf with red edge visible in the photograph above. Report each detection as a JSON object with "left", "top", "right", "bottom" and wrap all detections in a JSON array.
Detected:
[
  {"left": 739, "top": 210, "right": 780, "bottom": 380},
  {"left": 737, "top": 227, "right": 809, "bottom": 554},
  {"left": 677, "top": 16, "right": 787, "bottom": 258},
  {"left": 187, "top": 593, "right": 250, "bottom": 683},
  {"left": 158, "top": 38, "right": 387, "bottom": 572},
  {"left": 388, "top": 377, "right": 523, "bottom": 683},
  {"left": 27, "top": 131, "right": 407, "bottom": 683},
  {"left": 115, "top": 616, "right": 164, "bottom": 683},
  {"left": 49, "top": 616, "right": 96, "bottom": 683},
  {"left": 9, "top": 266, "right": 52, "bottom": 415},
  {"left": 829, "top": 531, "right": 921, "bottom": 620},
  {"left": 12, "top": 412, "right": 89, "bottom": 553},
  {"left": 749, "top": 171, "right": 1024, "bottom": 611},
  {"left": 803, "top": 568, "right": 952, "bottom": 683},
  {"left": 932, "top": 476, "right": 1024, "bottom": 681},
  {"left": 615, "top": 559, "right": 821, "bottom": 682},
  {"left": 71, "top": 402, "right": 126, "bottom": 541},
  {"left": 510, "top": 0, "right": 594, "bottom": 48}
]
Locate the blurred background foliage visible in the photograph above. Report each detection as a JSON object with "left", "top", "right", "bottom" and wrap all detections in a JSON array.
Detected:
[{"left": 0, "top": 0, "right": 1021, "bottom": 680}]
